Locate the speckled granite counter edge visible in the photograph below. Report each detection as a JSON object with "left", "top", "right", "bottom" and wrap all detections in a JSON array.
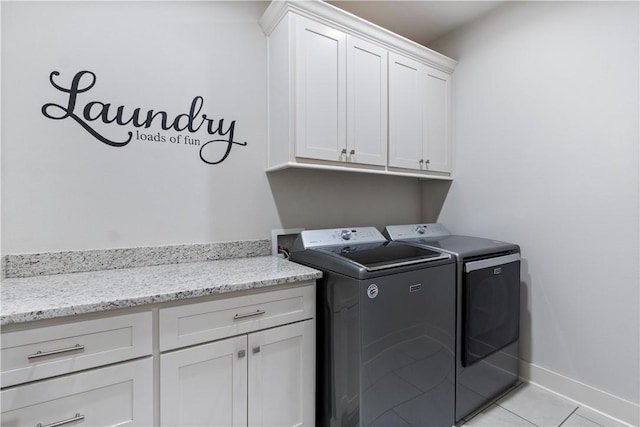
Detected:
[
  {"left": 1, "top": 256, "right": 323, "bottom": 326},
  {"left": 1, "top": 270, "right": 322, "bottom": 325},
  {"left": 2, "top": 239, "right": 271, "bottom": 279}
]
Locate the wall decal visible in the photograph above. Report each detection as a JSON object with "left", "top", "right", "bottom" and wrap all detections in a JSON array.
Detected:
[{"left": 41, "top": 70, "right": 248, "bottom": 165}]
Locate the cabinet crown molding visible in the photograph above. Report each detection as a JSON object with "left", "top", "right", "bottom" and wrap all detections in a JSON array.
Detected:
[{"left": 259, "top": 0, "right": 457, "bottom": 74}]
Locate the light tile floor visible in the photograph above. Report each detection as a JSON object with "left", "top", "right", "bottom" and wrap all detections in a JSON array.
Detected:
[{"left": 458, "top": 382, "right": 627, "bottom": 427}]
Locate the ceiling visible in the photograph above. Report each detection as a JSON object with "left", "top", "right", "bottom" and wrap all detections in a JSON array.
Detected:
[{"left": 326, "top": 1, "right": 504, "bottom": 46}]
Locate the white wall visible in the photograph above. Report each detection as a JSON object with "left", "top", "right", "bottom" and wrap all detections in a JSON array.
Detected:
[
  {"left": 428, "top": 1, "right": 639, "bottom": 423},
  {"left": 1, "top": 1, "right": 422, "bottom": 254}
]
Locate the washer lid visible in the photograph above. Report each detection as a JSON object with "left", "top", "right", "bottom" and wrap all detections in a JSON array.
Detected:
[{"left": 317, "top": 241, "right": 450, "bottom": 271}]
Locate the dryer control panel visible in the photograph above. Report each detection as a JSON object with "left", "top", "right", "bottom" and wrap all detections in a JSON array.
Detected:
[
  {"left": 384, "top": 223, "right": 451, "bottom": 240},
  {"left": 299, "top": 227, "right": 386, "bottom": 249}
]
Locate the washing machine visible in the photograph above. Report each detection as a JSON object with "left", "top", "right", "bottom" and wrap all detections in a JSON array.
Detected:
[
  {"left": 290, "top": 227, "right": 456, "bottom": 427},
  {"left": 384, "top": 223, "right": 521, "bottom": 422}
]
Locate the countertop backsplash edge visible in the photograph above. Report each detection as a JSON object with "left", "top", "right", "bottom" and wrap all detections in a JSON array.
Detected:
[{"left": 1, "top": 239, "right": 272, "bottom": 279}]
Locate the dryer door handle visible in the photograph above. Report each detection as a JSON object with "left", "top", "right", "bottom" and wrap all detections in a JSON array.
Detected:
[{"left": 465, "top": 253, "right": 521, "bottom": 273}]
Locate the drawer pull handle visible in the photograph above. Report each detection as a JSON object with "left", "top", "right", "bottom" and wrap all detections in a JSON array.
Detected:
[
  {"left": 233, "top": 309, "right": 266, "bottom": 320},
  {"left": 28, "top": 344, "right": 85, "bottom": 360},
  {"left": 37, "top": 412, "right": 85, "bottom": 427}
]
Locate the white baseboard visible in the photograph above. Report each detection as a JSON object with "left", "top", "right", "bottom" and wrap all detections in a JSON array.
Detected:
[{"left": 520, "top": 360, "right": 639, "bottom": 426}]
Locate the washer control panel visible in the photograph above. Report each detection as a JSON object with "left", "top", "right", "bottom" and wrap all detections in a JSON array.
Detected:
[
  {"left": 384, "top": 223, "right": 451, "bottom": 240},
  {"left": 299, "top": 227, "right": 386, "bottom": 248}
]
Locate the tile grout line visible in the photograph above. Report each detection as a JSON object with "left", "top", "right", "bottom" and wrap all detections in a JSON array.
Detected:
[
  {"left": 461, "top": 381, "right": 527, "bottom": 424},
  {"left": 490, "top": 382, "right": 540, "bottom": 426},
  {"left": 573, "top": 408, "right": 608, "bottom": 427},
  {"left": 558, "top": 407, "right": 579, "bottom": 427},
  {"left": 496, "top": 403, "right": 541, "bottom": 427}
]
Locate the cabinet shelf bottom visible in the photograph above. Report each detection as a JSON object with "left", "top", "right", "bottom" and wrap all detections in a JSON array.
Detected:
[{"left": 266, "top": 162, "right": 453, "bottom": 181}]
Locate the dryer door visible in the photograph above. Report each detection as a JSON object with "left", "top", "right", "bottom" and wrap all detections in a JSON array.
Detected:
[{"left": 462, "top": 253, "right": 520, "bottom": 367}]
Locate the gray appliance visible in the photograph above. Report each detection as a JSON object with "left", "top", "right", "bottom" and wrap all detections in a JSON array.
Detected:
[
  {"left": 290, "top": 227, "right": 456, "bottom": 427},
  {"left": 384, "top": 223, "right": 521, "bottom": 422}
]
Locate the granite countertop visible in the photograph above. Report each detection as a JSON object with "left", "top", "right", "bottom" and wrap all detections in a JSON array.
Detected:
[{"left": 0, "top": 256, "right": 322, "bottom": 326}]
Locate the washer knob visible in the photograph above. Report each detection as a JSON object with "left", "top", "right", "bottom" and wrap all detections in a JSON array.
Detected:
[
  {"left": 416, "top": 225, "right": 426, "bottom": 234},
  {"left": 340, "top": 229, "right": 352, "bottom": 240}
]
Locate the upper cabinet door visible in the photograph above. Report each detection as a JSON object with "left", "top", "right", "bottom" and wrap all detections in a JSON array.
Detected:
[
  {"left": 388, "top": 52, "right": 423, "bottom": 170},
  {"left": 294, "top": 16, "right": 347, "bottom": 162},
  {"left": 261, "top": 1, "right": 456, "bottom": 178},
  {"left": 389, "top": 52, "right": 452, "bottom": 173},
  {"left": 346, "top": 35, "right": 387, "bottom": 167},
  {"left": 424, "top": 68, "right": 451, "bottom": 173}
]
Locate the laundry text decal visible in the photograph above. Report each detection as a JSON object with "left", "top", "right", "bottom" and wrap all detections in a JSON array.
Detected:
[{"left": 41, "top": 70, "right": 247, "bottom": 165}]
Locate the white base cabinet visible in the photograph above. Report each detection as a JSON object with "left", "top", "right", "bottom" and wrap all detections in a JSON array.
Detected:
[
  {"left": 1, "top": 312, "right": 152, "bottom": 388},
  {"left": 1, "top": 312, "right": 154, "bottom": 426},
  {"left": 159, "top": 284, "right": 316, "bottom": 427},
  {"left": 161, "top": 336, "right": 248, "bottom": 427},
  {"left": 248, "top": 320, "right": 315, "bottom": 427},
  {"left": 1, "top": 358, "right": 153, "bottom": 427},
  {"left": 1, "top": 283, "right": 315, "bottom": 427},
  {"left": 161, "top": 320, "right": 314, "bottom": 427}
]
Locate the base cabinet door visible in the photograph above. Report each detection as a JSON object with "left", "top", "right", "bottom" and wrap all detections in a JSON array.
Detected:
[
  {"left": 160, "top": 320, "right": 315, "bottom": 427},
  {"left": 248, "top": 319, "right": 315, "bottom": 427},
  {"left": 160, "top": 335, "right": 248, "bottom": 427},
  {"left": 1, "top": 358, "right": 153, "bottom": 427}
]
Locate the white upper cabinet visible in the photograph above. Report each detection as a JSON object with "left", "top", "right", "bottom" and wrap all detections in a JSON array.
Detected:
[
  {"left": 424, "top": 68, "right": 452, "bottom": 173},
  {"left": 275, "top": 15, "right": 387, "bottom": 167},
  {"left": 261, "top": 0, "right": 456, "bottom": 179},
  {"left": 294, "top": 16, "right": 347, "bottom": 163},
  {"left": 347, "top": 35, "right": 388, "bottom": 166},
  {"left": 389, "top": 53, "right": 452, "bottom": 173},
  {"left": 388, "top": 53, "right": 423, "bottom": 170}
]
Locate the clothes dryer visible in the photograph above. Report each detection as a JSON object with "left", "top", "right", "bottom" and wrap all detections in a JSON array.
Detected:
[{"left": 384, "top": 223, "right": 521, "bottom": 422}]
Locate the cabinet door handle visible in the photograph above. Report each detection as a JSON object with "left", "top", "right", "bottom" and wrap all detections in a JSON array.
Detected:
[
  {"left": 37, "top": 413, "right": 85, "bottom": 427},
  {"left": 238, "top": 349, "right": 246, "bottom": 358},
  {"left": 253, "top": 346, "right": 261, "bottom": 354},
  {"left": 233, "top": 309, "right": 266, "bottom": 320},
  {"left": 28, "top": 344, "right": 85, "bottom": 360}
]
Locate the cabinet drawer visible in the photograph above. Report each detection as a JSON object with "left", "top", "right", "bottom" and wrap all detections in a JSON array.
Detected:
[
  {"left": 1, "top": 311, "right": 152, "bottom": 388},
  {"left": 159, "top": 284, "right": 315, "bottom": 351},
  {"left": 1, "top": 357, "right": 153, "bottom": 427}
]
